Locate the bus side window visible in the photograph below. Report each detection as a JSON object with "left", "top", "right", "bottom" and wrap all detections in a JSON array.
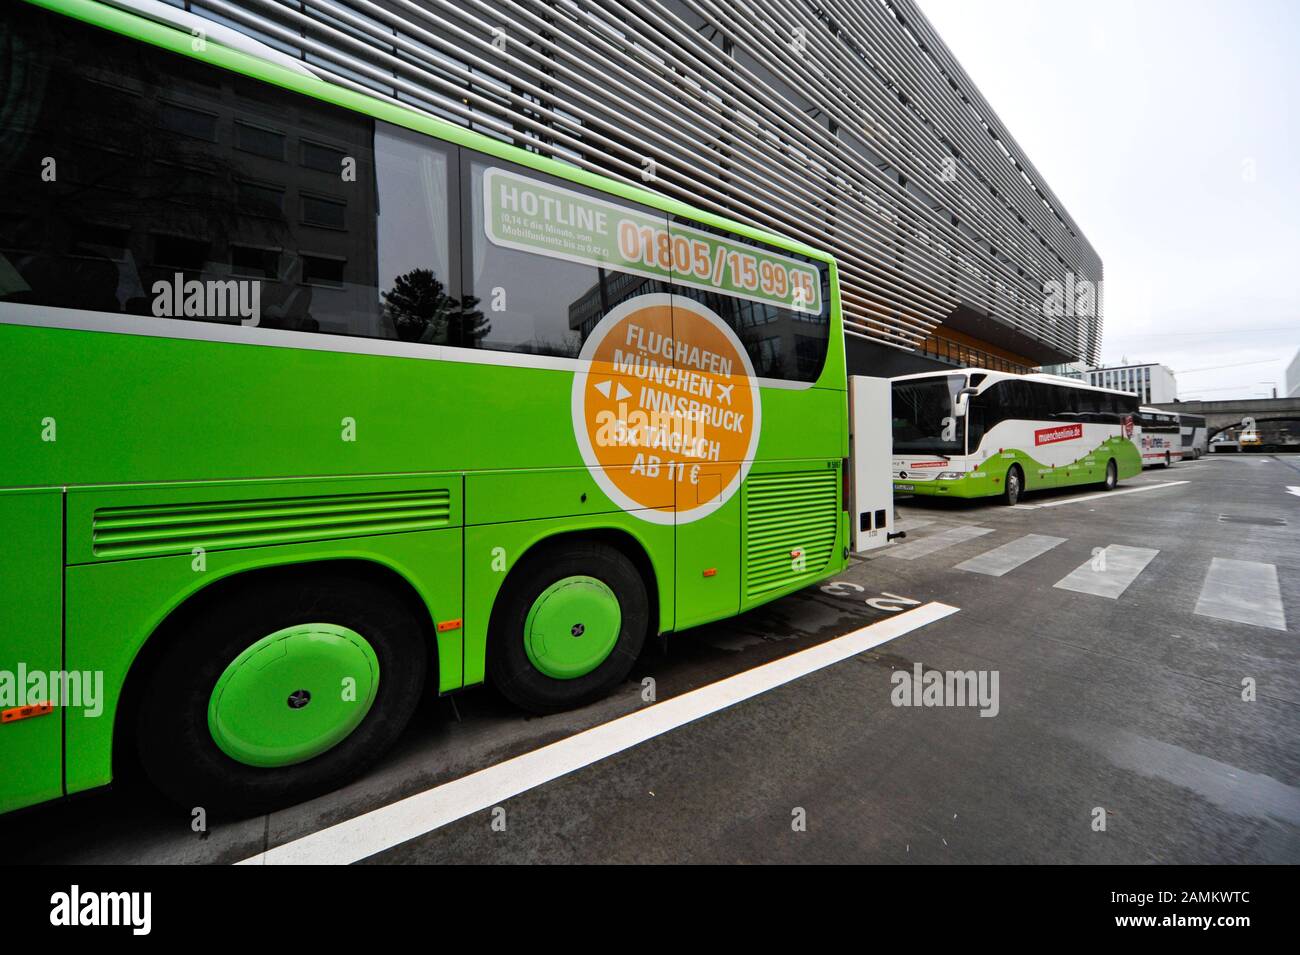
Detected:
[
  {"left": 0, "top": 9, "right": 464, "bottom": 347},
  {"left": 966, "top": 395, "right": 986, "bottom": 450},
  {"left": 669, "top": 218, "right": 830, "bottom": 383},
  {"left": 460, "top": 152, "right": 670, "bottom": 359}
]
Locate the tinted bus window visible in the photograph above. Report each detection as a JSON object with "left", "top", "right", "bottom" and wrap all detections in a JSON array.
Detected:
[
  {"left": 462, "top": 151, "right": 670, "bottom": 358},
  {"left": 0, "top": 2, "right": 462, "bottom": 343},
  {"left": 892, "top": 375, "right": 965, "bottom": 455},
  {"left": 669, "top": 218, "right": 830, "bottom": 382}
]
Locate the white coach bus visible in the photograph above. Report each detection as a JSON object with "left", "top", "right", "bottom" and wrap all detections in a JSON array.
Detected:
[
  {"left": 891, "top": 369, "right": 1143, "bottom": 505},
  {"left": 1136, "top": 407, "right": 1184, "bottom": 467}
]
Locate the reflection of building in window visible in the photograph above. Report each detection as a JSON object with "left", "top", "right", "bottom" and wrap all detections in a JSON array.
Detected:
[
  {"left": 736, "top": 299, "right": 778, "bottom": 329},
  {"left": 567, "top": 270, "right": 658, "bottom": 340},
  {"left": 755, "top": 336, "right": 783, "bottom": 374},
  {"left": 0, "top": 11, "right": 473, "bottom": 343},
  {"left": 795, "top": 335, "right": 824, "bottom": 379}
]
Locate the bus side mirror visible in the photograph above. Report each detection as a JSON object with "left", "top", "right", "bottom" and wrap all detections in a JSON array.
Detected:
[{"left": 953, "top": 386, "right": 978, "bottom": 416}]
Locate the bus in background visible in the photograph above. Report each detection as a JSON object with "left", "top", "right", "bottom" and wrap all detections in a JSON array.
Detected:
[
  {"left": 0, "top": 0, "right": 865, "bottom": 816},
  {"left": 891, "top": 370, "right": 1142, "bottom": 506},
  {"left": 1178, "top": 413, "right": 1208, "bottom": 459},
  {"left": 1136, "top": 408, "right": 1184, "bottom": 467}
]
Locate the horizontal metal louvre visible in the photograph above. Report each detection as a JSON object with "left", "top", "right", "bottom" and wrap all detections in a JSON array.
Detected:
[
  {"left": 92, "top": 489, "right": 452, "bottom": 558},
  {"left": 744, "top": 470, "right": 839, "bottom": 598},
  {"left": 178, "top": 0, "right": 1103, "bottom": 365}
]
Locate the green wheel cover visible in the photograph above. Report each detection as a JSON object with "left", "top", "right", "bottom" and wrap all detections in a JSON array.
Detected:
[
  {"left": 523, "top": 576, "right": 621, "bottom": 680},
  {"left": 207, "top": 623, "right": 379, "bottom": 768}
]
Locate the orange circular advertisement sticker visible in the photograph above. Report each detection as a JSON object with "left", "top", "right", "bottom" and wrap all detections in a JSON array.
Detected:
[{"left": 572, "top": 293, "right": 761, "bottom": 524}]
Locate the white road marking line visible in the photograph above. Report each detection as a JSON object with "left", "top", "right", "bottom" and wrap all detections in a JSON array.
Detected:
[
  {"left": 1194, "top": 558, "right": 1287, "bottom": 631},
  {"left": 1287, "top": 486, "right": 1300, "bottom": 498},
  {"left": 954, "top": 534, "right": 1067, "bottom": 576},
  {"left": 1016, "top": 480, "right": 1188, "bottom": 509},
  {"left": 1053, "top": 545, "right": 1160, "bottom": 599},
  {"left": 884, "top": 524, "right": 993, "bottom": 560},
  {"left": 237, "top": 602, "right": 960, "bottom": 865}
]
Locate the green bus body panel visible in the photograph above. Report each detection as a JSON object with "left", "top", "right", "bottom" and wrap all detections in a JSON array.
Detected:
[
  {"left": 897, "top": 437, "right": 1143, "bottom": 498},
  {"left": 63, "top": 527, "right": 462, "bottom": 796},
  {"left": 466, "top": 469, "right": 673, "bottom": 525},
  {"left": 675, "top": 477, "right": 742, "bottom": 629},
  {"left": 1, "top": 0, "right": 850, "bottom": 812},
  {"left": 0, "top": 490, "right": 64, "bottom": 814}
]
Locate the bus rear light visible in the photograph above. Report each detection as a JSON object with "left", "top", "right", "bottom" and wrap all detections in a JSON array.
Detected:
[
  {"left": 841, "top": 457, "right": 850, "bottom": 511},
  {"left": 2, "top": 702, "right": 53, "bottom": 724}
]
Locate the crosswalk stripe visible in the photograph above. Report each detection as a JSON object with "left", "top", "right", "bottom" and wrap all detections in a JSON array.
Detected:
[
  {"left": 894, "top": 518, "right": 935, "bottom": 533},
  {"left": 1194, "top": 558, "right": 1287, "bottom": 631},
  {"left": 955, "top": 534, "right": 1067, "bottom": 576},
  {"left": 885, "top": 524, "right": 993, "bottom": 561},
  {"left": 1053, "top": 544, "right": 1160, "bottom": 599}
]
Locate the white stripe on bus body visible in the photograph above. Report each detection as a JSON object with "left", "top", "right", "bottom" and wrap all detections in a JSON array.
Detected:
[
  {"left": 1052, "top": 545, "right": 1160, "bottom": 599},
  {"left": 0, "top": 301, "right": 816, "bottom": 391},
  {"left": 1194, "top": 558, "right": 1287, "bottom": 632}
]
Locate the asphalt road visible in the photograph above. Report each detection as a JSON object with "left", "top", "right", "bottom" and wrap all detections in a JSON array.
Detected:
[{"left": 5, "top": 453, "right": 1298, "bottom": 864}]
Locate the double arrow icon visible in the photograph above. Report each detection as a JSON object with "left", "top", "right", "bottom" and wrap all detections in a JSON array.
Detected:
[{"left": 594, "top": 380, "right": 632, "bottom": 401}]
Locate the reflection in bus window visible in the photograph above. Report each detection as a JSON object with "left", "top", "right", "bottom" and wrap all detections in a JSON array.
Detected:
[
  {"left": 464, "top": 155, "right": 669, "bottom": 358},
  {"left": 0, "top": 17, "right": 471, "bottom": 346},
  {"left": 670, "top": 217, "right": 830, "bottom": 382}
]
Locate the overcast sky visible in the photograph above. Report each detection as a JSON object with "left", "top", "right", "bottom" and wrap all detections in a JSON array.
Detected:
[{"left": 916, "top": 0, "right": 1299, "bottom": 400}]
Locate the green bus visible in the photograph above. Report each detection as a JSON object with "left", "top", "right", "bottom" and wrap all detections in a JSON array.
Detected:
[{"left": 0, "top": 0, "right": 851, "bottom": 815}]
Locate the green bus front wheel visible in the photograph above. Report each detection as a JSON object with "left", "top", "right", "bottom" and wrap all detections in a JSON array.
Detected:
[
  {"left": 1002, "top": 465, "right": 1024, "bottom": 506},
  {"left": 1102, "top": 459, "right": 1118, "bottom": 490}
]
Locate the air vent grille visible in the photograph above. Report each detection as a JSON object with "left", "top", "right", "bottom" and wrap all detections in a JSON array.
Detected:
[
  {"left": 92, "top": 488, "right": 451, "bottom": 558},
  {"left": 744, "top": 470, "right": 839, "bottom": 599}
]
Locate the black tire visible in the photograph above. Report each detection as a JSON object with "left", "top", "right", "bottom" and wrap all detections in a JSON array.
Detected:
[
  {"left": 1101, "top": 458, "right": 1118, "bottom": 490},
  {"left": 135, "top": 571, "right": 427, "bottom": 816},
  {"left": 489, "top": 540, "right": 649, "bottom": 715},
  {"left": 1002, "top": 464, "right": 1024, "bottom": 506}
]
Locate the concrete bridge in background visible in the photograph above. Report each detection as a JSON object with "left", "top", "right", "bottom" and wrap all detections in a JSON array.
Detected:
[{"left": 1151, "top": 397, "right": 1300, "bottom": 437}]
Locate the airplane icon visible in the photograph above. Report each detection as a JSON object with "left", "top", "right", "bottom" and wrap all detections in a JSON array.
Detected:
[{"left": 717, "top": 382, "right": 735, "bottom": 405}]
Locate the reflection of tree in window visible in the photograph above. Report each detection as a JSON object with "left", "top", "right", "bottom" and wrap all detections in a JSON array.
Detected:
[{"left": 382, "top": 268, "right": 488, "bottom": 346}]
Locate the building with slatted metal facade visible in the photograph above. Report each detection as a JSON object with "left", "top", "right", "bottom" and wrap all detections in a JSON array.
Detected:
[{"left": 160, "top": 0, "right": 1103, "bottom": 375}]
